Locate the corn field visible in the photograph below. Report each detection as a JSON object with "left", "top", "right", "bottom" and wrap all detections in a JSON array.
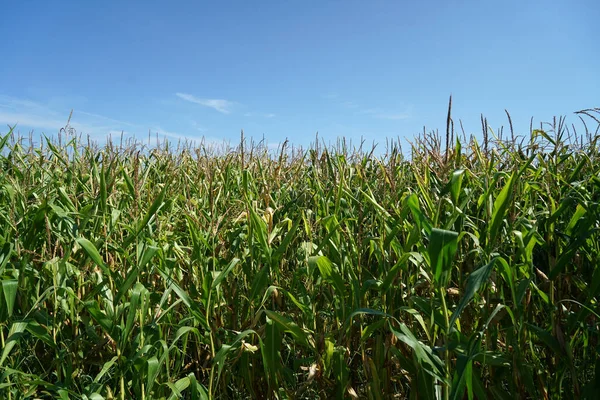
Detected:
[{"left": 0, "top": 108, "right": 599, "bottom": 399}]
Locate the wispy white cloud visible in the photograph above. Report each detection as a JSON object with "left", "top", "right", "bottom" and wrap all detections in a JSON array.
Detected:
[
  {"left": 76, "top": 110, "right": 138, "bottom": 127},
  {"left": 0, "top": 96, "right": 47, "bottom": 112},
  {"left": 176, "top": 92, "right": 234, "bottom": 114},
  {"left": 0, "top": 95, "right": 138, "bottom": 140},
  {"left": 0, "top": 95, "right": 66, "bottom": 131},
  {"left": 0, "top": 111, "right": 68, "bottom": 131},
  {"left": 0, "top": 94, "right": 235, "bottom": 148},
  {"left": 244, "top": 112, "right": 276, "bottom": 118}
]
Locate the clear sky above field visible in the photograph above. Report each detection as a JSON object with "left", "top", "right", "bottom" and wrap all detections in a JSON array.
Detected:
[{"left": 0, "top": 1, "right": 598, "bottom": 149}]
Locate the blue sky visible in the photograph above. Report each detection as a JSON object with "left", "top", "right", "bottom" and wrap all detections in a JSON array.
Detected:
[{"left": 0, "top": 1, "right": 598, "bottom": 150}]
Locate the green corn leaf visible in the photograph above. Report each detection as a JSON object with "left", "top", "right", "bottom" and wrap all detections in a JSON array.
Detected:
[
  {"left": 1, "top": 279, "right": 18, "bottom": 318},
  {"left": 249, "top": 264, "right": 269, "bottom": 303},
  {"left": 333, "top": 346, "right": 350, "bottom": 399},
  {"left": 0, "top": 127, "right": 12, "bottom": 152},
  {"left": 249, "top": 207, "right": 271, "bottom": 262},
  {"left": 99, "top": 164, "right": 107, "bottom": 213},
  {"left": 262, "top": 318, "right": 281, "bottom": 390},
  {"left": 399, "top": 307, "right": 431, "bottom": 341},
  {"left": 93, "top": 356, "right": 119, "bottom": 383},
  {"left": 566, "top": 203, "right": 587, "bottom": 235},
  {"left": 0, "top": 242, "right": 13, "bottom": 276},
  {"left": 113, "top": 264, "right": 139, "bottom": 306},
  {"left": 44, "top": 136, "right": 69, "bottom": 166},
  {"left": 167, "top": 377, "right": 190, "bottom": 400},
  {"left": 359, "top": 188, "right": 390, "bottom": 218},
  {"left": 272, "top": 218, "right": 300, "bottom": 262},
  {"left": 211, "top": 257, "right": 240, "bottom": 290},
  {"left": 187, "top": 372, "right": 208, "bottom": 400},
  {"left": 526, "top": 323, "right": 562, "bottom": 355},
  {"left": 169, "top": 282, "right": 208, "bottom": 330},
  {"left": 449, "top": 258, "right": 497, "bottom": 329},
  {"left": 58, "top": 187, "right": 76, "bottom": 212},
  {"left": 121, "top": 282, "right": 146, "bottom": 348},
  {"left": 405, "top": 193, "right": 432, "bottom": 235},
  {"left": 0, "top": 321, "right": 28, "bottom": 367},
  {"left": 488, "top": 171, "right": 516, "bottom": 244},
  {"left": 428, "top": 228, "right": 459, "bottom": 287},
  {"left": 450, "top": 358, "right": 472, "bottom": 400},
  {"left": 381, "top": 252, "right": 412, "bottom": 292},
  {"left": 84, "top": 300, "right": 115, "bottom": 340},
  {"left": 155, "top": 265, "right": 209, "bottom": 329},
  {"left": 360, "top": 319, "right": 386, "bottom": 343},
  {"left": 122, "top": 166, "right": 136, "bottom": 198},
  {"left": 281, "top": 289, "right": 311, "bottom": 315},
  {"left": 532, "top": 129, "right": 555, "bottom": 145},
  {"left": 77, "top": 237, "right": 111, "bottom": 277},
  {"left": 264, "top": 310, "right": 311, "bottom": 349},
  {"left": 214, "top": 330, "right": 259, "bottom": 382},
  {"left": 551, "top": 226, "right": 597, "bottom": 280},
  {"left": 442, "top": 169, "right": 465, "bottom": 205},
  {"left": 347, "top": 307, "right": 391, "bottom": 322},
  {"left": 309, "top": 255, "right": 345, "bottom": 299},
  {"left": 568, "top": 156, "right": 588, "bottom": 182},
  {"left": 388, "top": 321, "right": 447, "bottom": 384},
  {"left": 146, "top": 356, "right": 160, "bottom": 395},
  {"left": 139, "top": 183, "right": 168, "bottom": 231},
  {"left": 25, "top": 320, "right": 56, "bottom": 349}
]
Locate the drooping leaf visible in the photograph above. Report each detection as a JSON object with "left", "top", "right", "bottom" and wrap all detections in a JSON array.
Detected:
[
  {"left": 449, "top": 258, "right": 497, "bottom": 329},
  {"left": 309, "top": 255, "right": 345, "bottom": 299},
  {"left": 0, "top": 321, "right": 28, "bottom": 367},
  {"left": 264, "top": 310, "right": 312, "bottom": 349},
  {"left": 211, "top": 257, "right": 240, "bottom": 290},
  {"left": 84, "top": 300, "right": 115, "bottom": 340},
  {"left": 214, "top": 330, "right": 259, "bottom": 382},
  {"left": 77, "top": 237, "right": 110, "bottom": 277},
  {"left": 388, "top": 321, "right": 447, "bottom": 384}
]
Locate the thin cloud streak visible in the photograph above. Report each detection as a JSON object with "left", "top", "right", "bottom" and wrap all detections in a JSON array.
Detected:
[
  {"left": 176, "top": 92, "right": 234, "bottom": 114},
  {"left": 0, "top": 111, "right": 67, "bottom": 131},
  {"left": 76, "top": 110, "right": 138, "bottom": 127},
  {"left": 244, "top": 112, "right": 276, "bottom": 118},
  {"left": 0, "top": 97, "right": 47, "bottom": 111},
  {"left": 0, "top": 95, "right": 139, "bottom": 139},
  {"left": 0, "top": 94, "right": 218, "bottom": 143}
]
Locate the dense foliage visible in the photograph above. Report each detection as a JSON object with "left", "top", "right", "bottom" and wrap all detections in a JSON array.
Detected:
[{"left": 1, "top": 110, "right": 599, "bottom": 399}]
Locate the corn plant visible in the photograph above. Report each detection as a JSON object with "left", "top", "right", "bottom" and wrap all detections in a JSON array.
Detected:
[{"left": 0, "top": 108, "right": 599, "bottom": 399}]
